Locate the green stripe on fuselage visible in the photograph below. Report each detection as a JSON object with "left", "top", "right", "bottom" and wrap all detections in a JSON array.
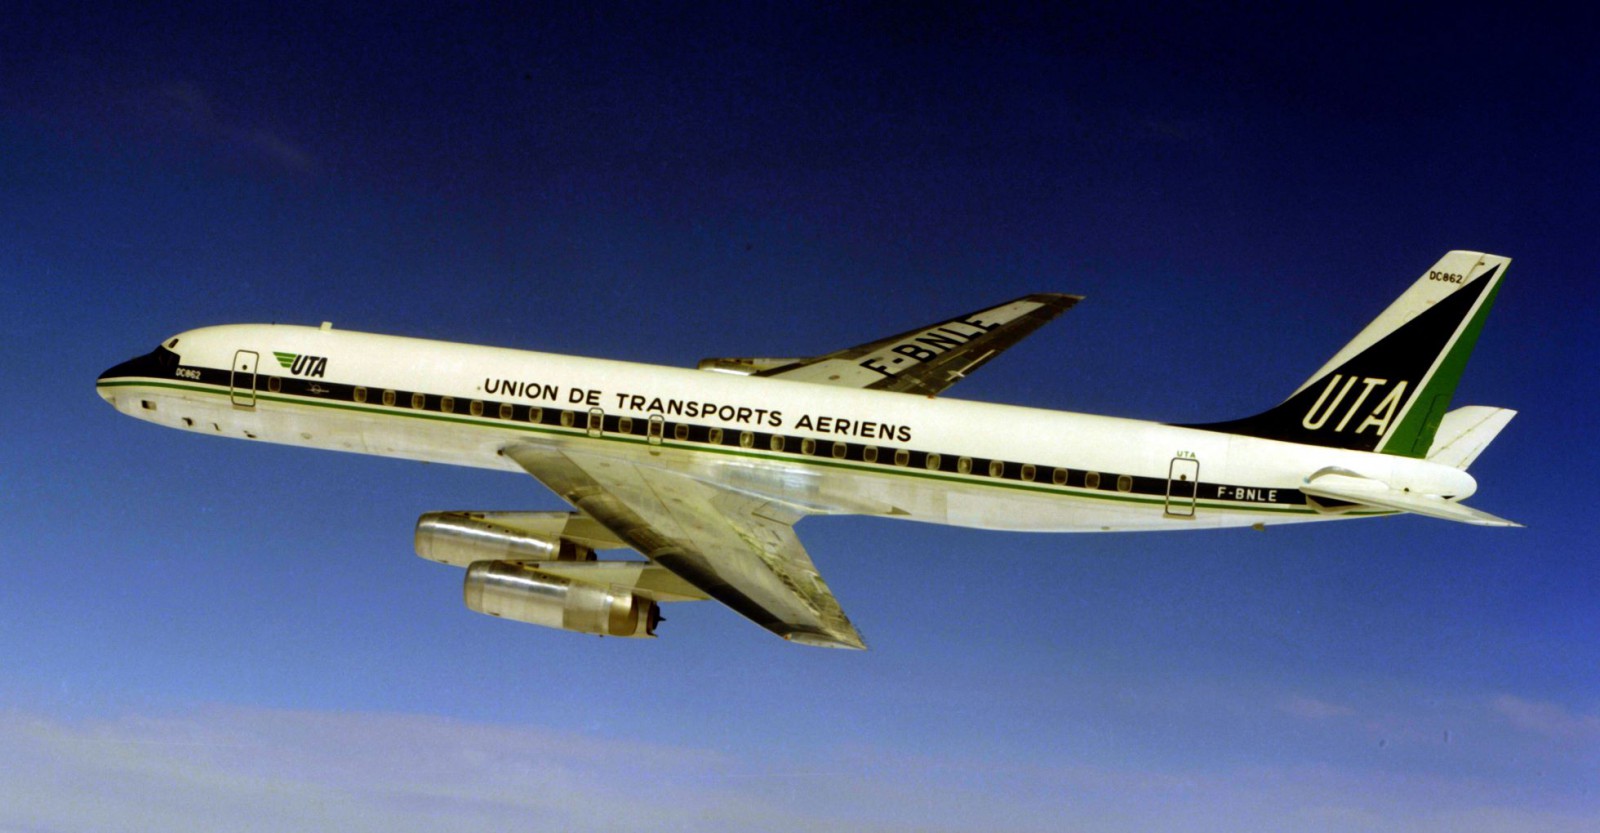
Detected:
[{"left": 96, "top": 376, "right": 1377, "bottom": 517}]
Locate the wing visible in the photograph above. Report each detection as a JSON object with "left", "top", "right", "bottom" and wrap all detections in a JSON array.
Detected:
[
  {"left": 503, "top": 443, "right": 866, "bottom": 649},
  {"left": 698, "top": 293, "right": 1080, "bottom": 395}
]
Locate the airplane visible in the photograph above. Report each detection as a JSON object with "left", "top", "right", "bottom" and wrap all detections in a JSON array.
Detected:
[{"left": 97, "top": 251, "right": 1517, "bottom": 649}]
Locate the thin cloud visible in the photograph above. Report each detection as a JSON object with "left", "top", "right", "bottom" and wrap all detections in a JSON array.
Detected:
[
  {"left": 2, "top": 702, "right": 1595, "bottom": 833},
  {"left": 1279, "top": 696, "right": 1358, "bottom": 720},
  {"left": 1493, "top": 695, "right": 1600, "bottom": 745},
  {"left": 0, "top": 707, "right": 743, "bottom": 833},
  {"left": 146, "top": 81, "right": 316, "bottom": 175}
]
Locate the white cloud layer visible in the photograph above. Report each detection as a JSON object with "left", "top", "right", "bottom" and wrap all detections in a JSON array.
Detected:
[{"left": 0, "top": 695, "right": 1594, "bottom": 833}]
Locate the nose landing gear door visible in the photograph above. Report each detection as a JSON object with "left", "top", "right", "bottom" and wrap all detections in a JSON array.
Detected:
[{"left": 231, "top": 350, "right": 258, "bottom": 408}]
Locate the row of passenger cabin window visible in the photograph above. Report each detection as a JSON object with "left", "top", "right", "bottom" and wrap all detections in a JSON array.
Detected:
[{"left": 293, "top": 378, "right": 1135, "bottom": 493}]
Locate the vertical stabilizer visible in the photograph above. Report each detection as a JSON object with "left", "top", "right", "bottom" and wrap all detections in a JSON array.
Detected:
[{"left": 1186, "top": 251, "right": 1510, "bottom": 457}]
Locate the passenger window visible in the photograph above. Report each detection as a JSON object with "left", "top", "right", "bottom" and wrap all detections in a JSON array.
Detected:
[
  {"left": 382, "top": 389, "right": 396, "bottom": 406},
  {"left": 957, "top": 457, "right": 972, "bottom": 474},
  {"left": 1117, "top": 474, "right": 1133, "bottom": 492},
  {"left": 528, "top": 407, "right": 542, "bottom": 423},
  {"left": 708, "top": 428, "right": 723, "bottom": 444},
  {"left": 1021, "top": 464, "right": 1036, "bottom": 482},
  {"left": 988, "top": 460, "right": 1004, "bottom": 477},
  {"left": 440, "top": 396, "right": 455, "bottom": 414},
  {"left": 770, "top": 435, "right": 785, "bottom": 452},
  {"left": 862, "top": 447, "right": 878, "bottom": 463},
  {"left": 674, "top": 423, "right": 689, "bottom": 441},
  {"left": 619, "top": 417, "right": 633, "bottom": 434},
  {"left": 926, "top": 453, "right": 941, "bottom": 470},
  {"left": 268, "top": 377, "right": 282, "bottom": 393},
  {"left": 1053, "top": 468, "right": 1068, "bottom": 485},
  {"left": 1085, "top": 472, "right": 1101, "bottom": 489},
  {"left": 411, "top": 392, "right": 425, "bottom": 409},
  {"left": 802, "top": 438, "right": 816, "bottom": 455},
  {"left": 353, "top": 386, "right": 367, "bottom": 403},
  {"left": 832, "top": 442, "right": 847, "bottom": 459},
  {"left": 739, "top": 431, "right": 753, "bottom": 448},
  {"left": 560, "top": 411, "right": 575, "bottom": 427},
  {"left": 894, "top": 449, "right": 910, "bottom": 466},
  {"left": 499, "top": 402, "right": 513, "bottom": 419},
  {"left": 470, "top": 400, "right": 483, "bottom": 416}
]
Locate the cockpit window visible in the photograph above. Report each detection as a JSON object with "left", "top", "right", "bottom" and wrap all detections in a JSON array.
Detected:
[
  {"left": 167, "top": 338, "right": 180, "bottom": 349},
  {"left": 154, "top": 346, "right": 179, "bottom": 368}
]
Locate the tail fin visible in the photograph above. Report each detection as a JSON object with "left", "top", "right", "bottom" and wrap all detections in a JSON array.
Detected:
[{"left": 1187, "top": 251, "right": 1510, "bottom": 457}]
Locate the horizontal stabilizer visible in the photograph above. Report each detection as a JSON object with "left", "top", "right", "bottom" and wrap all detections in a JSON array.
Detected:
[
  {"left": 1301, "top": 472, "right": 1520, "bottom": 527},
  {"left": 1427, "top": 406, "right": 1516, "bottom": 470}
]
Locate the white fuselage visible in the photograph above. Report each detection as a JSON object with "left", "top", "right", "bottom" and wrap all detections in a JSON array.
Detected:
[{"left": 97, "top": 324, "right": 1478, "bottom": 532}]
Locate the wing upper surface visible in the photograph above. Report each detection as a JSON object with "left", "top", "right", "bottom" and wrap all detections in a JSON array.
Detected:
[
  {"left": 700, "top": 293, "right": 1080, "bottom": 395},
  {"left": 504, "top": 443, "right": 865, "bottom": 649}
]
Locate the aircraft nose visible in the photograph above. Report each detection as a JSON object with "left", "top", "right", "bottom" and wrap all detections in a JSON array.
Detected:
[
  {"left": 97, "top": 357, "right": 138, "bottom": 405},
  {"left": 97, "top": 347, "right": 172, "bottom": 404},
  {"left": 98, "top": 357, "right": 140, "bottom": 383}
]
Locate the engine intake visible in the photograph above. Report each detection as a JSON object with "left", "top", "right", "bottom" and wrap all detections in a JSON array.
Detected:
[{"left": 464, "top": 561, "right": 659, "bottom": 638}]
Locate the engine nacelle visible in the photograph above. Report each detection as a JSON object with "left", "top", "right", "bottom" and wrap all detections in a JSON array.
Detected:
[
  {"left": 415, "top": 511, "right": 597, "bottom": 567},
  {"left": 464, "top": 560, "right": 659, "bottom": 638}
]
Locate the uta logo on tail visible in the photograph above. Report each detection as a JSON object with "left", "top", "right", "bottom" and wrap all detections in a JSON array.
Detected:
[{"left": 1301, "top": 375, "right": 1409, "bottom": 435}]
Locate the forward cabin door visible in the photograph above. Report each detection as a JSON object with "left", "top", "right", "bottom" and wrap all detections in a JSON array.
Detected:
[
  {"left": 1165, "top": 457, "right": 1199, "bottom": 518},
  {"left": 230, "top": 350, "right": 258, "bottom": 408}
]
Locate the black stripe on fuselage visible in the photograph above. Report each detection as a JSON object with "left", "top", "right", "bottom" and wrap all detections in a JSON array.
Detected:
[{"left": 100, "top": 357, "right": 1315, "bottom": 511}]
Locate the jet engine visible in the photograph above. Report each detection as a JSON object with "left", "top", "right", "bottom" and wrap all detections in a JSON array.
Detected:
[
  {"left": 414, "top": 511, "right": 605, "bottom": 566},
  {"left": 464, "top": 560, "right": 659, "bottom": 638},
  {"left": 416, "top": 511, "right": 660, "bottom": 637}
]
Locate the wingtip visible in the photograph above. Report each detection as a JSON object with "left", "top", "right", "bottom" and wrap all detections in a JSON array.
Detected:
[
  {"left": 1024, "top": 292, "right": 1085, "bottom": 306},
  {"left": 785, "top": 631, "right": 868, "bottom": 650}
]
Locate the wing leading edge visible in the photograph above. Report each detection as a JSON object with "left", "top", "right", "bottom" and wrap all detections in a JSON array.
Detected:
[
  {"left": 699, "top": 293, "right": 1080, "bottom": 395},
  {"left": 504, "top": 443, "right": 866, "bottom": 649}
]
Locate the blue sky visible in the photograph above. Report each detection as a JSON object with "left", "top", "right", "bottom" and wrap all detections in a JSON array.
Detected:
[{"left": 2, "top": 4, "right": 1595, "bottom": 830}]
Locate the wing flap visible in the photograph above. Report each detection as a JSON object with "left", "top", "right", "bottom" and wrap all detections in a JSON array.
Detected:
[{"left": 696, "top": 356, "right": 805, "bottom": 376}]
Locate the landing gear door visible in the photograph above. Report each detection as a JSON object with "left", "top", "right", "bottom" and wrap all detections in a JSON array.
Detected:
[
  {"left": 1165, "top": 457, "right": 1199, "bottom": 518},
  {"left": 231, "top": 350, "right": 258, "bottom": 408}
]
